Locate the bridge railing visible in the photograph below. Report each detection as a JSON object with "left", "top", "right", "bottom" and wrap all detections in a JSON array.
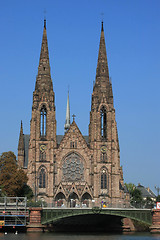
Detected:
[{"left": 28, "top": 200, "right": 152, "bottom": 209}]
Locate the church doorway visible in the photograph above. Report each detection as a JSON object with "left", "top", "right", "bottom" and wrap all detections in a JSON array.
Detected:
[
  {"left": 68, "top": 192, "right": 79, "bottom": 207},
  {"left": 81, "top": 192, "right": 92, "bottom": 207},
  {"left": 55, "top": 192, "right": 66, "bottom": 207}
]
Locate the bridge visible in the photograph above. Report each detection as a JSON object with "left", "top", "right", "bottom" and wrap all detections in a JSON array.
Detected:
[
  {"left": 41, "top": 207, "right": 152, "bottom": 225},
  {"left": 26, "top": 206, "right": 160, "bottom": 233}
]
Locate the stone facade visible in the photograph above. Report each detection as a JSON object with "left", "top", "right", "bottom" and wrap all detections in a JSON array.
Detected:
[{"left": 18, "top": 20, "right": 129, "bottom": 208}]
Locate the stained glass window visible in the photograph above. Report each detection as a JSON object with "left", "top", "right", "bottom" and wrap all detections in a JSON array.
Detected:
[
  {"left": 62, "top": 153, "right": 84, "bottom": 181},
  {"left": 100, "top": 106, "right": 107, "bottom": 139},
  {"left": 40, "top": 106, "right": 47, "bottom": 137}
]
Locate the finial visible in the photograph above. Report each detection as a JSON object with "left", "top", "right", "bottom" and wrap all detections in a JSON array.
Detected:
[
  {"left": 44, "top": 19, "right": 46, "bottom": 29},
  {"left": 72, "top": 114, "right": 76, "bottom": 122},
  {"left": 44, "top": 9, "right": 46, "bottom": 29},
  {"left": 21, "top": 120, "right": 23, "bottom": 129},
  {"left": 101, "top": 21, "right": 104, "bottom": 32},
  {"left": 101, "top": 12, "right": 104, "bottom": 32}
]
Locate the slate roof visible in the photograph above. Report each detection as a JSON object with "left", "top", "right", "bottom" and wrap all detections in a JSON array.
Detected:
[{"left": 137, "top": 184, "right": 156, "bottom": 199}]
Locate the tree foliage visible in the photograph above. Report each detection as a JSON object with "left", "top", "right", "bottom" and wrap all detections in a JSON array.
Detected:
[
  {"left": 125, "top": 183, "right": 136, "bottom": 195},
  {"left": 131, "top": 188, "right": 143, "bottom": 207},
  {"left": 0, "top": 151, "right": 28, "bottom": 197},
  {"left": 19, "top": 184, "right": 33, "bottom": 200},
  {"left": 125, "top": 182, "right": 143, "bottom": 207}
]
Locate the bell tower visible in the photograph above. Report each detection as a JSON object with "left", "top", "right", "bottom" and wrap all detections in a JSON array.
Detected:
[
  {"left": 89, "top": 22, "right": 125, "bottom": 207},
  {"left": 27, "top": 20, "right": 56, "bottom": 201}
]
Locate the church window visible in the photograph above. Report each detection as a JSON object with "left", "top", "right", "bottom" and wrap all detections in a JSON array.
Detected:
[
  {"left": 40, "top": 151, "right": 46, "bottom": 162},
  {"left": 101, "top": 153, "right": 107, "bottom": 163},
  {"left": 101, "top": 168, "right": 108, "bottom": 189},
  {"left": 70, "top": 141, "right": 77, "bottom": 149},
  {"left": 39, "top": 168, "right": 46, "bottom": 188},
  {"left": 40, "top": 106, "right": 47, "bottom": 137},
  {"left": 100, "top": 106, "right": 107, "bottom": 139},
  {"left": 62, "top": 153, "right": 84, "bottom": 182}
]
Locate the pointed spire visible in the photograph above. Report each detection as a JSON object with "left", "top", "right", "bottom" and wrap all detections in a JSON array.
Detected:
[
  {"left": 35, "top": 19, "right": 53, "bottom": 93},
  {"left": 95, "top": 21, "right": 110, "bottom": 87},
  {"left": 101, "top": 21, "right": 104, "bottom": 32},
  {"left": 18, "top": 121, "right": 24, "bottom": 150},
  {"left": 64, "top": 91, "right": 71, "bottom": 133},
  {"left": 44, "top": 18, "right": 46, "bottom": 29}
]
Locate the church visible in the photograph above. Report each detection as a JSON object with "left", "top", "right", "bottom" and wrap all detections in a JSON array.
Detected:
[{"left": 18, "top": 20, "right": 129, "bottom": 208}]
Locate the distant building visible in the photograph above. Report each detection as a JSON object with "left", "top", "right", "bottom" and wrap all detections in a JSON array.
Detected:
[
  {"left": 18, "top": 20, "right": 130, "bottom": 207},
  {"left": 137, "top": 184, "right": 156, "bottom": 202}
]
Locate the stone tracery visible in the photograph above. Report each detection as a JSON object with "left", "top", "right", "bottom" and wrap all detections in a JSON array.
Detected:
[{"left": 62, "top": 153, "right": 84, "bottom": 182}]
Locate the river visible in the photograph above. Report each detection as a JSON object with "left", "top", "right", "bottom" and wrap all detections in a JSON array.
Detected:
[{"left": 0, "top": 233, "right": 160, "bottom": 240}]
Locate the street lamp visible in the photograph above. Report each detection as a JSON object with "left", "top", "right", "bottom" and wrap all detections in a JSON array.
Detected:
[{"left": 155, "top": 186, "right": 160, "bottom": 196}]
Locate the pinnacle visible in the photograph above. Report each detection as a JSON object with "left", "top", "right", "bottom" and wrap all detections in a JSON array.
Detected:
[
  {"left": 101, "top": 21, "right": 104, "bottom": 32},
  {"left": 35, "top": 20, "right": 53, "bottom": 93},
  {"left": 18, "top": 121, "right": 24, "bottom": 150},
  {"left": 64, "top": 91, "right": 71, "bottom": 133},
  {"left": 92, "top": 22, "right": 113, "bottom": 104},
  {"left": 96, "top": 22, "right": 109, "bottom": 81}
]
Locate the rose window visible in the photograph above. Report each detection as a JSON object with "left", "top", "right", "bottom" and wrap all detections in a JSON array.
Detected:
[{"left": 62, "top": 153, "right": 84, "bottom": 181}]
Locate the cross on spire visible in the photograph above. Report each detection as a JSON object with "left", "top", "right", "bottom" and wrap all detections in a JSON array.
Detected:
[{"left": 72, "top": 114, "right": 76, "bottom": 122}]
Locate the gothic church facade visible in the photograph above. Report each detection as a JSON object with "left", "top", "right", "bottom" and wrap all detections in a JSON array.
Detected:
[{"left": 18, "top": 20, "right": 129, "bottom": 208}]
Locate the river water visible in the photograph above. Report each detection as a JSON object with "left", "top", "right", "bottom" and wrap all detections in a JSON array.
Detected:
[{"left": 0, "top": 233, "right": 160, "bottom": 240}]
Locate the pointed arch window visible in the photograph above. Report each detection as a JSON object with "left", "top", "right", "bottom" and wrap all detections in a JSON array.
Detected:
[
  {"left": 101, "top": 153, "right": 107, "bottom": 163},
  {"left": 101, "top": 168, "right": 108, "bottom": 189},
  {"left": 40, "top": 106, "right": 47, "bottom": 137},
  {"left": 39, "top": 168, "right": 46, "bottom": 188},
  {"left": 100, "top": 106, "right": 107, "bottom": 139}
]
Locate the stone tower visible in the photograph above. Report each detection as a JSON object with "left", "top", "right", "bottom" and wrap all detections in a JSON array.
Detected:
[
  {"left": 27, "top": 19, "right": 56, "bottom": 199},
  {"left": 18, "top": 21, "right": 129, "bottom": 207},
  {"left": 89, "top": 22, "right": 124, "bottom": 206}
]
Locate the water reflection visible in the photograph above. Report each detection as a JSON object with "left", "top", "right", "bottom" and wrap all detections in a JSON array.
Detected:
[{"left": 1, "top": 233, "right": 160, "bottom": 240}]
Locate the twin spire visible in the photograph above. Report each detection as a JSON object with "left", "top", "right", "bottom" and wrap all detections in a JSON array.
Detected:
[
  {"left": 34, "top": 20, "right": 110, "bottom": 133},
  {"left": 35, "top": 19, "right": 53, "bottom": 93},
  {"left": 95, "top": 21, "right": 110, "bottom": 89}
]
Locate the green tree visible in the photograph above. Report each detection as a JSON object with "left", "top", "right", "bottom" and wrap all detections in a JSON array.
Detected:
[
  {"left": 19, "top": 184, "right": 33, "bottom": 200},
  {"left": 0, "top": 151, "right": 28, "bottom": 197},
  {"left": 125, "top": 183, "right": 136, "bottom": 195},
  {"left": 131, "top": 188, "right": 143, "bottom": 208},
  {"left": 125, "top": 183, "right": 143, "bottom": 208}
]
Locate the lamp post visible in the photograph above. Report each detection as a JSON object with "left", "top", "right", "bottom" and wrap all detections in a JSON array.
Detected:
[{"left": 155, "top": 186, "right": 160, "bottom": 196}]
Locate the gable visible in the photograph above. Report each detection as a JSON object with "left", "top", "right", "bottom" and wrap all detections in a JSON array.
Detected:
[{"left": 58, "top": 121, "right": 89, "bottom": 150}]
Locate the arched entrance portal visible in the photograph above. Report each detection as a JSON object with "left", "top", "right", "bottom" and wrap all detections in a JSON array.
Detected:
[
  {"left": 81, "top": 192, "right": 92, "bottom": 207},
  {"left": 68, "top": 192, "right": 79, "bottom": 207},
  {"left": 55, "top": 192, "right": 66, "bottom": 207}
]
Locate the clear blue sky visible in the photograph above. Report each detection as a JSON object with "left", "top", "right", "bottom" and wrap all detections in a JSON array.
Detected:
[{"left": 0, "top": 0, "right": 160, "bottom": 193}]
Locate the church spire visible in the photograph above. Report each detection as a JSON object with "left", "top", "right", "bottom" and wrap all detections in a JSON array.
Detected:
[
  {"left": 64, "top": 91, "right": 71, "bottom": 133},
  {"left": 92, "top": 21, "right": 113, "bottom": 105},
  {"left": 95, "top": 21, "right": 110, "bottom": 87},
  {"left": 35, "top": 19, "right": 53, "bottom": 93},
  {"left": 18, "top": 120, "right": 24, "bottom": 150}
]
